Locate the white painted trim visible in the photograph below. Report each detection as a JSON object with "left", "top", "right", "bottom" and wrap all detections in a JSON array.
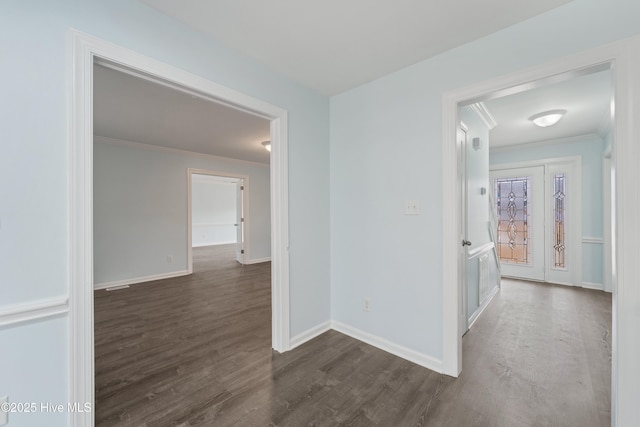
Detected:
[
  {"left": 467, "top": 241, "right": 494, "bottom": 258},
  {"left": 289, "top": 321, "right": 332, "bottom": 350},
  {"left": 331, "top": 321, "right": 443, "bottom": 373},
  {"left": 582, "top": 236, "right": 604, "bottom": 244},
  {"left": 490, "top": 155, "right": 582, "bottom": 170},
  {"left": 0, "top": 297, "right": 69, "bottom": 328},
  {"left": 490, "top": 133, "right": 602, "bottom": 152},
  {"left": 467, "top": 284, "right": 499, "bottom": 330},
  {"left": 193, "top": 223, "right": 237, "bottom": 227},
  {"left": 94, "top": 270, "right": 190, "bottom": 290},
  {"left": 244, "top": 257, "right": 271, "bottom": 265},
  {"left": 582, "top": 281, "right": 605, "bottom": 291},
  {"left": 192, "top": 241, "right": 237, "bottom": 248},
  {"left": 443, "top": 40, "right": 638, "bottom": 427},
  {"left": 70, "top": 30, "right": 290, "bottom": 427},
  {"left": 468, "top": 102, "right": 497, "bottom": 130},
  {"left": 94, "top": 135, "right": 269, "bottom": 168}
]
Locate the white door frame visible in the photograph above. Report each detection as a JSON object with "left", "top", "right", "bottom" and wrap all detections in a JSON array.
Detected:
[
  {"left": 69, "top": 30, "right": 290, "bottom": 426},
  {"left": 443, "top": 35, "right": 640, "bottom": 426},
  {"left": 187, "top": 169, "right": 250, "bottom": 268}
]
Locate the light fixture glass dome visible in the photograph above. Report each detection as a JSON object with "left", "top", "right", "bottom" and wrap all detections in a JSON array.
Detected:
[
  {"left": 529, "top": 109, "right": 566, "bottom": 127},
  {"left": 262, "top": 140, "right": 271, "bottom": 152}
]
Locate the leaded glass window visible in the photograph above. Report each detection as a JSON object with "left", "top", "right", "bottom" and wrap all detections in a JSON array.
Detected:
[
  {"left": 495, "top": 176, "right": 531, "bottom": 264},
  {"left": 553, "top": 173, "right": 566, "bottom": 268}
]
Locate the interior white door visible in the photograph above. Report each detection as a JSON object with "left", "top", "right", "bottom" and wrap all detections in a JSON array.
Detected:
[
  {"left": 235, "top": 180, "right": 245, "bottom": 264},
  {"left": 458, "top": 124, "right": 469, "bottom": 337},
  {"left": 490, "top": 166, "right": 545, "bottom": 281}
]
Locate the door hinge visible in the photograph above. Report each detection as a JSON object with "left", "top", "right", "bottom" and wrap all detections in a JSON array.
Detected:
[
  {"left": 241, "top": 249, "right": 245, "bottom": 254},
  {"left": 241, "top": 218, "right": 244, "bottom": 222},
  {"left": 240, "top": 185, "right": 244, "bottom": 191}
]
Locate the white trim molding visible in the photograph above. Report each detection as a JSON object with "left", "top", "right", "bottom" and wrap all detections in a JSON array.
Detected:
[
  {"left": 0, "top": 297, "right": 69, "bottom": 328},
  {"left": 192, "top": 241, "right": 237, "bottom": 248},
  {"left": 582, "top": 236, "right": 604, "bottom": 244},
  {"left": 467, "top": 241, "right": 494, "bottom": 259},
  {"left": 582, "top": 282, "right": 605, "bottom": 291},
  {"left": 69, "top": 29, "right": 290, "bottom": 427},
  {"left": 244, "top": 257, "right": 272, "bottom": 265},
  {"left": 331, "top": 321, "right": 443, "bottom": 373},
  {"left": 94, "top": 270, "right": 190, "bottom": 290},
  {"left": 289, "top": 321, "right": 332, "bottom": 350},
  {"left": 467, "top": 284, "right": 500, "bottom": 330},
  {"left": 468, "top": 102, "right": 498, "bottom": 130}
]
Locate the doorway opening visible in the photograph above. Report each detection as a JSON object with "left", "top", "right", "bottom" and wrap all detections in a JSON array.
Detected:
[
  {"left": 188, "top": 170, "right": 256, "bottom": 269},
  {"left": 70, "top": 31, "right": 290, "bottom": 426},
  {"left": 445, "top": 53, "right": 621, "bottom": 421}
]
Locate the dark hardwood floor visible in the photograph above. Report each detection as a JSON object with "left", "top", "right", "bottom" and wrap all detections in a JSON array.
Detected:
[{"left": 95, "top": 248, "right": 611, "bottom": 426}]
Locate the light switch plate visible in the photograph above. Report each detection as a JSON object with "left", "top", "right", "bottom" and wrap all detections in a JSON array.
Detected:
[{"left": 405, "top": 200, "right": 420, "bottom": 215}]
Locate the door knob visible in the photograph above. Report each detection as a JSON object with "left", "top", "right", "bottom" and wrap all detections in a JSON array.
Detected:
[{"left": 462, "top": 239, "right": 472, "bottom": 247}]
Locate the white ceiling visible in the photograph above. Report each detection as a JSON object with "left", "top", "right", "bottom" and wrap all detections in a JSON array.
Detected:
[
  {"left": 139, "top": 0, "right": 572, "bottom": 95},
  {"left": 95, "top": 2, "right": 609, "bottom": 161},
  {"left": 483, "top": 69, "right": 613, "bottom": 148},
  {"left": 93, "top": 64, "right": 271, "bottom": 164}
]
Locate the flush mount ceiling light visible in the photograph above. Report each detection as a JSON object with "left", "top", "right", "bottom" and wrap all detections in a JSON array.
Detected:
[
  {"left": 529, "top": 109, "right": 566, "bottom": 128},
  {"left": 261, "top": 140, "right": 271, "bottom": 152}
]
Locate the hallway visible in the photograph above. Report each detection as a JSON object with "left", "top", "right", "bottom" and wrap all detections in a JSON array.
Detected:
[{"left": 94, "top": 251, "right": 611, "bottom": 426}]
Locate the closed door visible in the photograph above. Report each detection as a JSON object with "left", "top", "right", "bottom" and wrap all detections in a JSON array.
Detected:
[{"left": 490, "top": 166, "right": 545, "bottom": 281}]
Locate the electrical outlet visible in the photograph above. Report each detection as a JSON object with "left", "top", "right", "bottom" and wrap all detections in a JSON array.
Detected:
[
  {"left": 0, "top": 395, "right": 8, "bottom": 425},
  {"left": 363, "top": 298, "right": 371, "bottom": 312},
  {"left": 166, "top": 255, "right": 173, "bottom": 263}
]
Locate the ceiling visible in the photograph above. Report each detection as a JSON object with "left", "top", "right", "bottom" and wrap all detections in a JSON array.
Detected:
[
  {"left": 95, "top": 2, "right": 609, "bottom": 161},
  {"left": 93, "top": 64, "right": 271, "bottom": 164},
  {"left": 139, "top": 0, "right": 572, "bottom": 95},
  {"left": 482, "top": 69, "right": 613, "bottom": 148}
]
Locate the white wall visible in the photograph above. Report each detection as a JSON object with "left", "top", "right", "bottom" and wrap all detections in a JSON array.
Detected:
[
  {"left": 191, "top": 175, "right": 237, "bottom": 248},
  {"left": 0, "top": 1, "right": 329, "bottom": 424},
  {"left": 94, "top": 138, "right": 270, "bottom": 286},
  {"left": 330, "top": 0, "right": 640, "bottom": 417},
  {"left": 490, "top": 135, "right": 605, "bottom": 287}
]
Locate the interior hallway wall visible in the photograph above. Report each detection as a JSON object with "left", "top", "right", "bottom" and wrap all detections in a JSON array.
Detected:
[{"left": 1, "top": 2, "right": 329, "bottom": 424}]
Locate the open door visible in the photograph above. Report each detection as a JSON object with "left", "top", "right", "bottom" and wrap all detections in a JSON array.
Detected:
[{"left": 235, "top": 179, "right": 245, "bottom": 264}]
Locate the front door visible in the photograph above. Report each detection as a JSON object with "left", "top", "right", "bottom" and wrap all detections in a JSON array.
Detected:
[{"left": 490, "top": 166, "right": 545, "bottom": 281}]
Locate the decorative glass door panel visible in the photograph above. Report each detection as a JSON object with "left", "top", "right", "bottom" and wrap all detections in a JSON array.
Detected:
[
  {"left": 495, "top": 176, "right": 531, "bottom": 265},
  {"left": 490, "top": 166, "right": 545, "bottom": 281}
]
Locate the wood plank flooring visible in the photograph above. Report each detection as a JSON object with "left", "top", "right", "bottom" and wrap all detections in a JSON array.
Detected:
[{"left": 95, "top": 248, "right": 611, "bottom": 426}]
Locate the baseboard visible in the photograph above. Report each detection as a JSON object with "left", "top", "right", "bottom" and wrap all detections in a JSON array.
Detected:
[
  {"left": 244, "top": 257, "right": 271, "bottom": 265},
  {"left": 582, "top": 281, "right": 605, "bottom": 291},
  {"left": 192, "top": 241, "right": 236, "bottom": 248},
  {"left": 289, "top": 320, "right": 332, "bottom": 350},
  {"left": 94, "top": 270, "right": 190, "bottom": 290},
  {"left": 468, "top": 284, "right": 500, "bottom": 330},
  {"left": 0, "top": 296, "right": 69, "bottom": 328},
  {"left": 330, "top": 321, "right": 443, "bottom": 373}
]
